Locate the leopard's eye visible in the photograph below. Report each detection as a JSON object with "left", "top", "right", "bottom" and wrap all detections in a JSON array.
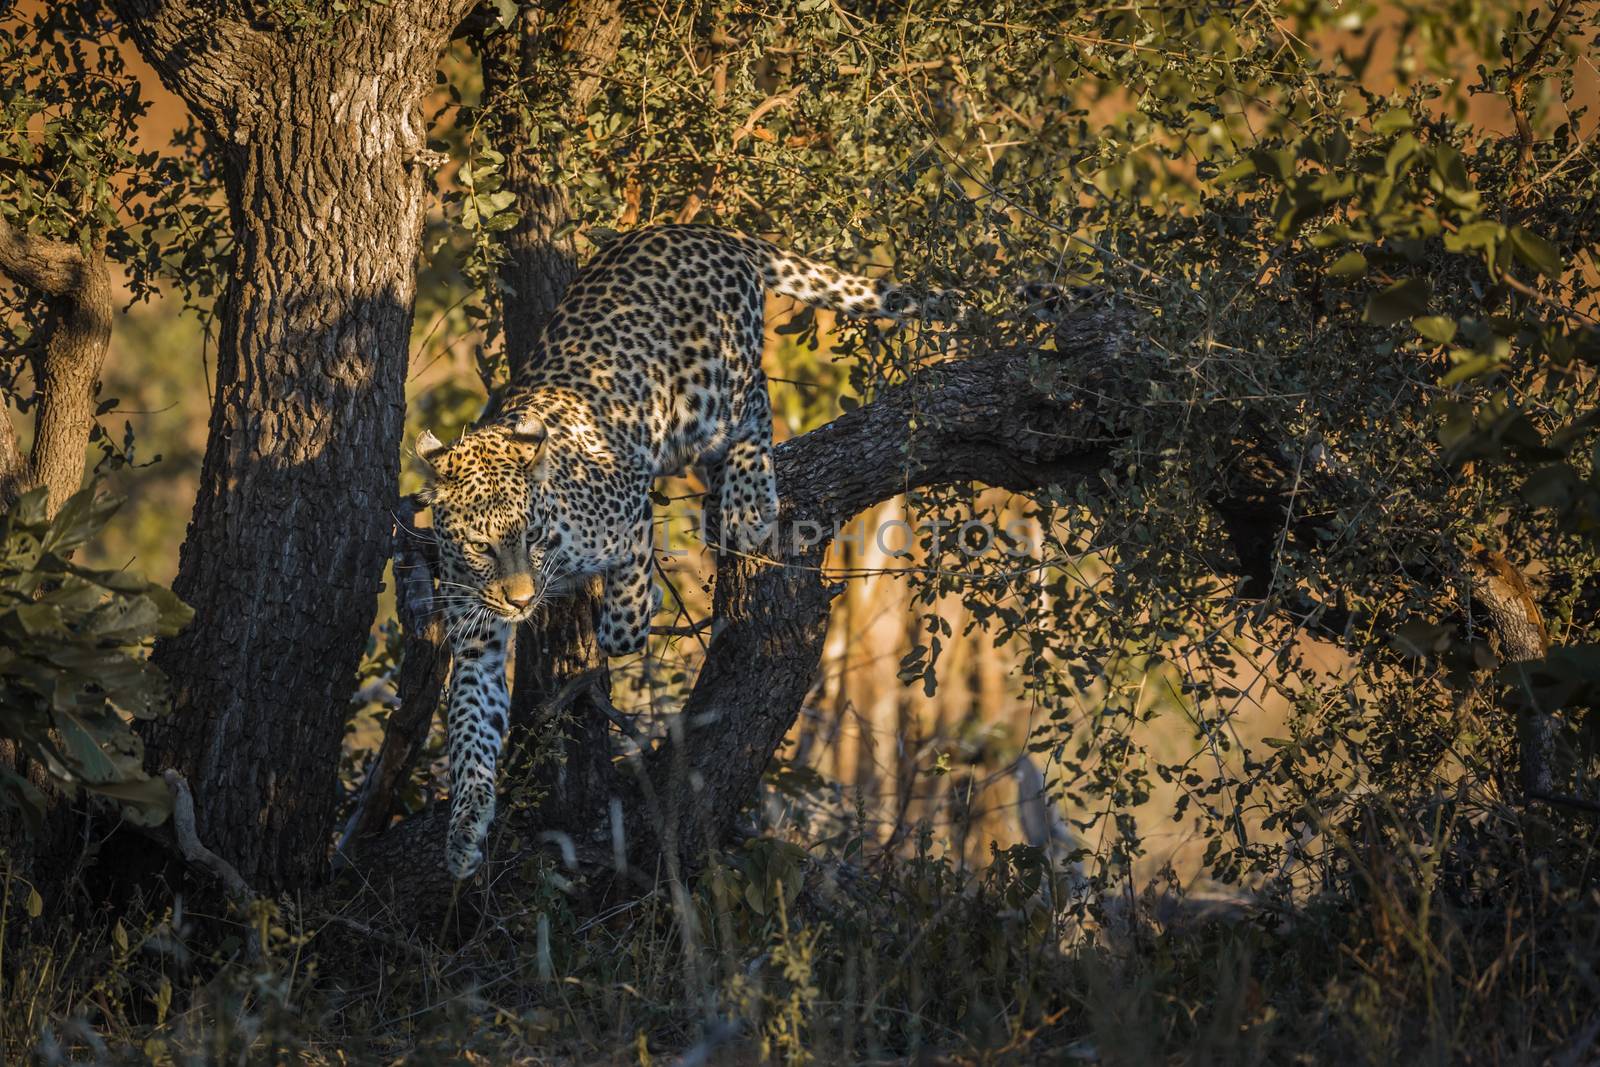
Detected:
[{"left": 466, "top": 539, "right": 493, "bottom": 554}]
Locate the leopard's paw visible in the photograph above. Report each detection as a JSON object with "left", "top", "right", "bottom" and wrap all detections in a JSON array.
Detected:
[
  {"left": 445, "top": 830, "right": 484, "bottom": 880},
  {"left": 721, "top": 505, "right": 776, "bottom": 555}
]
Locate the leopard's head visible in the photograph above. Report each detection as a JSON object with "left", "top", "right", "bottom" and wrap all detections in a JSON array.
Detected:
[{"left": 418, "top": 412, "right": 573, "bottom": 624}]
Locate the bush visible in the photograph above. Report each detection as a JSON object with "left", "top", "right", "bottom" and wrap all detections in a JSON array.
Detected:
[{"left": 0, "top": 486, "right": 189, "bottom": 831}]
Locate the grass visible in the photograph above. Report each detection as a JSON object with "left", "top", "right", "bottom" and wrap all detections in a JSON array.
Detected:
[{"left": 5, "top": 787, "right": 1599, "bottom": 1065}]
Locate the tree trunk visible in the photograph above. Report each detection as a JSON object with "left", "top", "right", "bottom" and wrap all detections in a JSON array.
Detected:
[
  {"left": 117, "top": 1, "right": 472, "bottom": 889},
  {"left": 0, "top": 219, "right": 113, "bottom": 514},
  {"left": 479, "top": 0, "right": 625, "bottom": 829},
  {"left": 480, "top": 0, "right": 623, "bottom": 365},
  {"left": 336, "top": 497, "right": 449, "bottom": 850}
]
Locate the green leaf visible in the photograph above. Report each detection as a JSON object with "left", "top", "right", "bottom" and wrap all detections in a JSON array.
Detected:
[
  {"left": 39, "top": 488, "right": 120, "bottom": 557},
  {"left": 1442, "top": 350, "right": 1502, "bottom": 385},
  {"left": 1412, "top": 316, "right": 1457, "bottom": 344},
  {"left": 1364, "top": 278, "right": 1431, "bottom": 325},
  {"left": 86, "top": 775, "right": 172, "bottom": 826},
  {"left": 482, "top": 190, "right": 517, "bottom": 213},
  {"left": 1444, "top": 220, "right": 1502, "bottom": 255},
  {"left": 12, "top": 603, "right": 64, "bottom": 636},
  {"left": 1392, "top": 620, "right": 1451, "bottom": 657},
  {"left": 1521, "top": 463, "right": 1580, "bottom": 509},
  {"left": 1311, "top": 223, "right": 1374, "bottom": 248},
  {"left": 1431, "top": 145, "right": 1470, "bottom": 190},
  {"left": 1215, "top": 158, "right": 1257, "bottom": 183},
  {"left": 1508, "top": 226, "right": 1561, "bottom": 278},
  {"left": 143, "top": 585, "right": 194, "bottom": 635},
  {"left": 55, "top": 705, "right": 140, "bottom": 784},
  {"left": 1248, "top": 148, "right": 1296, "bottom": 181},
  {"left": 1327, "top": 251, "right": 1367, "bottom": 281},
  {"left": 1383, "top": 133, "right": 1420, "bottom": 176},
  {"left": 1372, "top": 108, "right": 1413, "bottom": 135}
]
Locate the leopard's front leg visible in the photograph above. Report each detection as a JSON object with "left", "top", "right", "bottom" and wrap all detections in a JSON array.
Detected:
[
  {"left": 597, "top": 521, "right": 655, "bottom": 656},
  {"left": 444, "top": 610, "right": 512, "bottom": 879}
]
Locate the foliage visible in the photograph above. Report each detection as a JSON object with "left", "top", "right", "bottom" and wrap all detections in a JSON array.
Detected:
[
  {"left": 0, "top": 486, "right": 189, "bottom": 830},
  {"left": 6, "top": 0, "right": 1600, "bottom": 1061}
]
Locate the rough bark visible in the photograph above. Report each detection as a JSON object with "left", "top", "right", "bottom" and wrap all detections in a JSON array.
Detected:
[
  {"left": 331, "top": 0, "right": 626, "bottom": 875},
  {"left": 632, "top": 312, "right": 1130, "bottom": 865},
  {"left": 0, "top": 220, "right": 115, "bottom": 889},
  {"left": 0, "top": 219, "right": 114, "bottom": 515},
  {"left": 0, "top": 415, "right": 23, "bottom": 515},
  {"left": 115, "top": 0, "right": 477, "bottom": 889}
]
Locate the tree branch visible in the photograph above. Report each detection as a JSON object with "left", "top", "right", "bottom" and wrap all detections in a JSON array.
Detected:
[
  {"left": 631, "top": 310, "right": 1133, "bottom": 865},
  {"left": 1468, "top": 548, "right": 1556, "bottom": 798},
  {"left": 108, "top": 1, "right": 267, "bottom": 126},
  {"left": 346, "top": 305, "right": 1134, "bottom": 916},
  {"left": 0, "top": 220, "right": 97, "bottom": 297},
  {"left": 162, "top": 769, "right": 262, "bottom": 961},
  {"left": 400, "top": 0, "right": 488, "bottom": 36},
  {"left": 1505, "top": 0, "right": 1579, "bottom": 165}
]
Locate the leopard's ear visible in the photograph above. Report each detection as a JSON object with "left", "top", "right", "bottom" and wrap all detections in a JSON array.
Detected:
[
  {"left": 416, "top": 430, "right": 448, "bottom": 474},
  {"left": 508, "top": 412, "right": 549, "bottom": 474},
  {"left": 509, "top": 412, "right": 547, "bottom": 448}
]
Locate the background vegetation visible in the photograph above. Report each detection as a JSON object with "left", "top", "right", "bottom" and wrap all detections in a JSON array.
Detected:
[{"left": 2, "top": 0, "right": 1599, "bottom": 1062}]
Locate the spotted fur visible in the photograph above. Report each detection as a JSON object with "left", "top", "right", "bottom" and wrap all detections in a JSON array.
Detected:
[{"left": 418, "top": 223, "right": 949, "bottom": 878}]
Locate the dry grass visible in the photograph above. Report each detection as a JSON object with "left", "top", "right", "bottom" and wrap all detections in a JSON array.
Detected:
[{"left": 6, "top": 774, "right": 1598, "bottom": 1065}]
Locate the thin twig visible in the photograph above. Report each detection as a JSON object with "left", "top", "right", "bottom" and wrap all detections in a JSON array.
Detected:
[{"left": 1505, "top": 0, "right": 1579, "bottom": 165}]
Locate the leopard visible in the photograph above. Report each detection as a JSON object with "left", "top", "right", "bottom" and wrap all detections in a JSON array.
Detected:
[{"left": 416, "top": 223, "right": 959, "bottom": 879}]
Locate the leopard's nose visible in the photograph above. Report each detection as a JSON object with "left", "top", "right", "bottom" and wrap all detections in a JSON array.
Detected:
[{"left": 502, "top": 574, "right": 536, "bottom": 610}]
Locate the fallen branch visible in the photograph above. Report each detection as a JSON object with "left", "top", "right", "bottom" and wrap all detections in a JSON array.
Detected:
[
  {"left": 163, "top": 769, "right": 254, "bottom": 904},
  {"left": 162, "top": 769, "right": 262, "bottom": 961}
]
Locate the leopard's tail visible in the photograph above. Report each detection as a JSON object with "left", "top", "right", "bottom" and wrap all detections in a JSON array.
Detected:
[{"left": 742, "top": 235, "right": 963, "bottom": 321}]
